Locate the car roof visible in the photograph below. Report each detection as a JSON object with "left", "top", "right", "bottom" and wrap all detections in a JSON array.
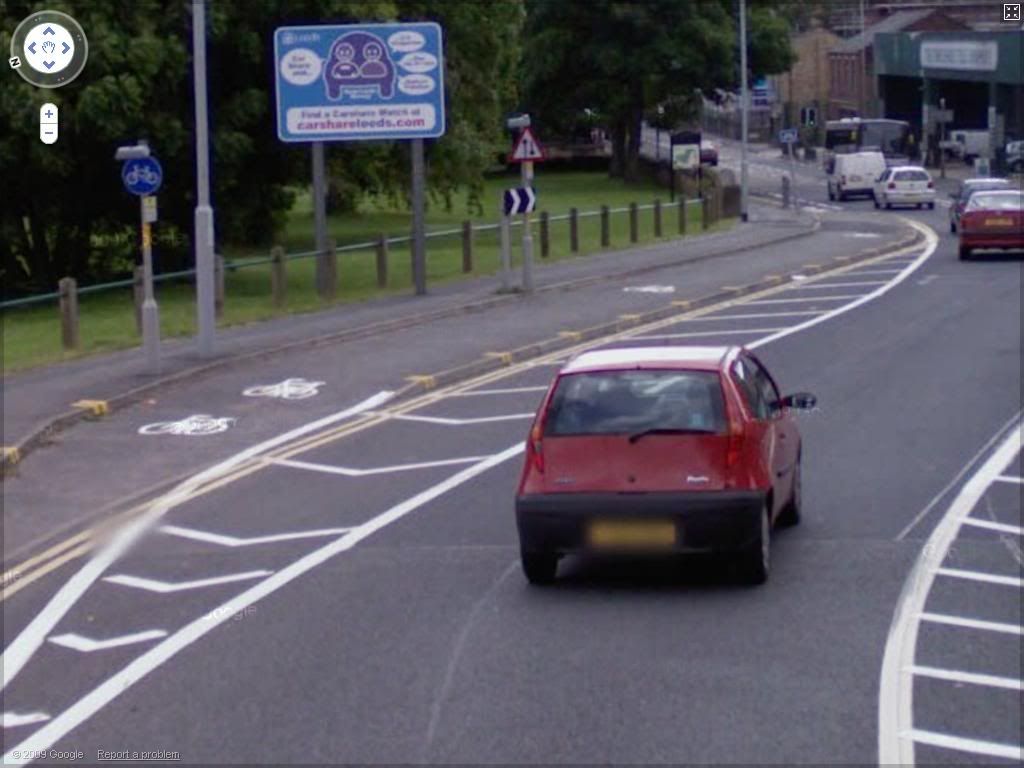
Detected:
[
  {"left": 560, "top": 346, "right": 736, "bottom": 374},
  {"left": 888, "top": 165, "right": 929, "bottom": 172}
]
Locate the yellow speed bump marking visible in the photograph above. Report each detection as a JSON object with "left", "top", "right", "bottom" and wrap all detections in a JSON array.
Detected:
[
  {"left": 803, "top": 263, "right": 820, "bottom": 269},
  {"left": 1, "top": 446, "right": 20, "bottom": 465},
  {"left": 763, "top": 275, "right": 784, "bottom": 284},
  {"left": 558, "top": 331, "right": 582, "bottom": 341},
  {"left": 484, "top": 351, "right": 514, "bottom": 366},
  {"left": 671, "top": 300, "right": 691, "bottom": 308},
  {"left": 833, "top": 255, "right": 853, "bottom": 262},
  {"left": 72, "top": 399, "right": 109, "bottom": 416},
  {"left": 720, "top": 285, "right": 744, "bottom": 292},
  {"left": 405, "top": 375, "right": 436, "bottom": 390},
  {"left": 618, "top": 314, "right": 642, "bottom": 322}
]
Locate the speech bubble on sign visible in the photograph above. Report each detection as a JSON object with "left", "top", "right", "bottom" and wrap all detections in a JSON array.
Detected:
[
  {"left": 388, "top": 30, "right": 425, "bottom": 52},
  {"left": 397, "top": 51, "right": 437, "bottom": 73},
  {"left": 398, "top": 74, "right": 435, "bottom": 96},
  {"left": 280, "top": 48, "right": 322, "bottom": 85}
]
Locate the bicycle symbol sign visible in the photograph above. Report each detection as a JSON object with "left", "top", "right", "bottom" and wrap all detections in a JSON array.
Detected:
[{"left": 121, "top": 156, "right": 163, "bottom": 196}]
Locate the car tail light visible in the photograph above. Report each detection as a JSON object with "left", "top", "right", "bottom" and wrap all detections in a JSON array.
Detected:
[
  {"left": 887, "top": 182, "right": 896, "bottom": 189},
  {"left": 526, "top": 423, "right": 544, "bottom": 473},
  {"left": 927, "top": 181, "right": 934, "bottom": 188}
]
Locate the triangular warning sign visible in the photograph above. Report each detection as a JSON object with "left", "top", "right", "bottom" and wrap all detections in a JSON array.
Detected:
[{"left": 509, "top": 126, "right": 546, "bottom": 162}]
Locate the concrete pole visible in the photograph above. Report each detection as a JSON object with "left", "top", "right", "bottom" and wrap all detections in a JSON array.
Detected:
[
  {"left": 192, "top": 0, "right": 216, "bottom": 357},
  {"left": 140, "top": 197, "right": 161, "bottom": 372},
  {"left": 312, "top": 141, "right": 330, "bottom": 297},
  {"left": 411, "top": 138, "right": 427, "bottom": 295},
  {"left": 739, "top": 0, "right": 749, "bottom": 222},
  {"left": 520, "top": 158, "right": 534, "bottom": 293}
]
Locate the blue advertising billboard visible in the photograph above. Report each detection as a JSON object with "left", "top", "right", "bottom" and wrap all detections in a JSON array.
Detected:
[{"left": 273, "top": 22, "right": 445, "bottom": 143}]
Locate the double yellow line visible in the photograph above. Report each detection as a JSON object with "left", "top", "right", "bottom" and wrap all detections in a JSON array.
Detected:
[{"left": 1, "top": 240, "right": 924, "bottom": 602}]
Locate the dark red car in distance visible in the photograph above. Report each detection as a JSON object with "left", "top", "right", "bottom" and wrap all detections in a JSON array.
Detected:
[
  {"left": 515, "top": 346, "right": 816, "bottom": 586},
  {"left": 958, "top": 190, "right": 1024, "bottom": 261}
]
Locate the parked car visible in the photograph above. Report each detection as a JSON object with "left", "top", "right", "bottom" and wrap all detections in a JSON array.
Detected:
[
  {"left": 958, "top": 189, "right": 1024, "bottom": 261},
  {"left": 827, "top": 151, "right": 886, "bottom": 201},
  {"left": 700, "top": 140, "right": 719, "bottom": 166},
  {"left": 514, "top": 346, "right": 817, "bottom": 586},
  {"left": 872, "top": 166, "right": 935, "bottom": 210},
  {"left": 949, "top": 178, "right": 1013, "bottom": 233},
  {"left": 945, "top": 129, "right": 991, "bottom": 162}
]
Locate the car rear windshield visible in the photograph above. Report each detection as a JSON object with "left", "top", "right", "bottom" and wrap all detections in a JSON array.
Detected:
[
  {"left": 967, "top": 192, "right": 1022, "bottom": 211},
  {"left": 544, "top": 369, "right": 727, "bottom": 436},
  {"left": 894, "top": 170, "right": 929, "bottom": 181}
]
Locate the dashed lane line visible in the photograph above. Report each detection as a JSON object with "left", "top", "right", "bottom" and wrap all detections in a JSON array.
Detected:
[{"left": 909, "top": 665, "right": 1023, "bottom": 692}]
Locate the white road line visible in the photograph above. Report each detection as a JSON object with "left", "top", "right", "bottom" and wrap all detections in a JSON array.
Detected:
[
  {"left": 390, "top": 413, "right": 534, "bottom": 426},
  {"left": 3, "top": 444, "right": 525, "bottom": 764},
  {"left": 681, "top": 310, "right": 823, "bottom": 321},
  {"left": 158, "top": 525, "right": 353, "bottom": 547},
  {"left": 1, "top": 713, "right": 50, "bottom": 729},
  {"left": 266, "top": 456, "right": 489, "bottom": 477},
  {"left": 995, "top": 475, "right": 1024, "bottom": 484},
  {"left": 878, "top": 420, "right": 1022, "bottom": 766},
  {"left": 454, "top": 386, "right": 548, "bottom": 397},
  {"left": 103, "top": 570, "right": 273, "bottom": 594},
  {"left": 919, "top": 612, "right": 1024, "bottom": 636},
  {"left": 896, "top": 410, "right": 1023, "bottom": 541},
  {"left": 910, "top": 665, "right": 1023, "bottom": 691},
  {"left": 907, "top": 729, "right": 1024, "bottom": 761},
  {"left": 844, "top": 269, "right": 905, "bottom": 276},
  {"left": 745, "top": 295, "right": 861, "bottom": 305},
  {"left": 960, "top": 517, "right": 1024, "bottom": 536},
  {"left": 48, "top": 630, "right": 168, "bottom": 653},
  {"left": 935, "top": 567, "right": 1024, "bottom": 588},
  {"left": 0, "top": 390, "right": 393, "bottom": 694},
  {"left": 786, "top": 281, "right": 889, "bottom": 289},
  {"left": 630, "top": 328, "right": 787, "bottom": 341}
]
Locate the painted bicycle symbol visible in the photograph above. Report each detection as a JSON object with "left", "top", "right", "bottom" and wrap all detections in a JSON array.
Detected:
[
  {"left": 138, "top": 414, "right": 236, "bottom": 436},
  {"left": 242, "top": 378, "right": 326, "bottom": 401}
]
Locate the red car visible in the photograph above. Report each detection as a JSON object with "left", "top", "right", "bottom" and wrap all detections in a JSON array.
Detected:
[
  {"left": 959, "top": 189, "right": 1024, "bottom": 261},
  {"left": 515, "top": 346, "right": 816, "bottom": 586},
  {"left": 700, "top": 139, "right": 719, "bottom": 166}
]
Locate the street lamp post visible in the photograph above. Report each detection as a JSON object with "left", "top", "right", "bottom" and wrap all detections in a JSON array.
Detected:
[
  {"left": 739, "top": 0, "right": 749, "bottom": 222},
  {"left": 192, "top": 0, "right": 216, "bottom": 357}
]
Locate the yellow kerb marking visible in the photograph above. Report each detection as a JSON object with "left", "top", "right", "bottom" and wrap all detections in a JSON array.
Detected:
[
  {"left": 485, "top": 351, "right": 514, "bottom": 366},
  {"left": 72, "top": 399, "right": 109, "bottom": 416},
  {"left": 1, "top": 446, "right": 20, "bottom": 465},
  {"left": 618, "top": 314, "right": 642, "bottom": 321},
  {"left": 720, "top": 285, "right": 743, "bottom": 292},
  {"left": 405, "top": 375, "right": 437, "bottom": 390},
  {"left": 671, "top": 300, "right": 691, "bottom": 308},
  {"left": 558, "top": 331, "right": 582, "bottom": 340},
  {"left": 763, "top": 275, "right": 783, "bottom": 283}
]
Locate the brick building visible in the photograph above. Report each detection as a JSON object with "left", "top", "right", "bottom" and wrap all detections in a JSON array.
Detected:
[{"left": 771, "top": 21, "right": 841, "bottom": 139}]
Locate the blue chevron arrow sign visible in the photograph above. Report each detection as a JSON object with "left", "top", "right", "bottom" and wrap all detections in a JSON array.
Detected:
[{"left": 503, "top": 186, "right": 536, "bottom": 215}]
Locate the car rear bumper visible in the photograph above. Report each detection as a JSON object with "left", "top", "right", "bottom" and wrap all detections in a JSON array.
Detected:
[
  {"left": 516, "top": 491, "right": 765, "bottom": 554},
  {"left": 960, "top": 233, "right": 1024, "bottom": 250},
  {"left": 884, "top": 191, "right": 935, "bottom": 203}
]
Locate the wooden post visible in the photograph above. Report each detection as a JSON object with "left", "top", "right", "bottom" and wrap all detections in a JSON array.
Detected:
[
  {"left": 569, "top": 207, "right": 579, "bottom": 252},
  {"left": 376, "top": 234, "right": 389, "bottom": 288},
  {"left": 214, "top": 254, "right": 225, "bottom": 319},
  {"left": 271, "top": 246, "right": 286, "bottom": 309},
  {"left": 540, "top": 211, "right": 550, "bottom": 258},
  {"left": 320, "top": 239, "right": 337, "bottom": 301},
  {"left": 133, "top": 266, "right": 144, "bottom": 334},
  {"left": 702, "top": 196, "right": 711, "bottom": 230},
  {"left": 678, "top": 198, "right": 687, "bottom": 235},
  {"left": 600, "top": 205, "right": 610, "bottom": 247},
  {"left": 654, "top": 200, "right": 662, "bottom": 238},
  {"left": 629, "top": 202, "right": 638, "bottom": 243},
  {"left": 461, "top": 220, "right": 473, "bottom": 273},
  {"left": 58, "top": 277, "right": 79, "bottom": 350}
]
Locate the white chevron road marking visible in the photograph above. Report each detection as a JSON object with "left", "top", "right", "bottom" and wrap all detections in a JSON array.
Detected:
[
  {"left": 48, "top": 630, "right": 168, "bottom": 653},
  {"left": 159, "top": 525, "right": 352, "bottom": 546},
  {"left": 103, "top": 570, "right": 272, "bottom": 593}
]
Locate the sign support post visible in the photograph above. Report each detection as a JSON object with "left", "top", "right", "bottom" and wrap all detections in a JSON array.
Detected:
[
  {"left": 312, "top": 140, "right": 330, "bottom": 296},
  {"left": 411, "top": 137, "right": 427, "bottom": 295},
  {"left": 499, "top": 206, "right": 512, "bottom": 292},
  {"left": 520, "top": 158, "right": 534, "bottom": 293},
  {"left": 139, "top": 196, "right": 160, "bottom": 372}
]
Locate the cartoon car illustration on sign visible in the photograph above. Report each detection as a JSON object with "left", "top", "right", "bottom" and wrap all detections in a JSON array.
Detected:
[{"left": 323, "top": 32, "right": 395, "bottom": 100}]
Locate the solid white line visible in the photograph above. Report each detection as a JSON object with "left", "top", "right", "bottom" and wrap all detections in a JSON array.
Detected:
[
  {"left": 751, "top": 219, "right": 936, "bottom": 354},
  {"left": 391, "top": 413, "right": 534, "bottom": 425},
  {"left": 744, "top": 295, "right": 860, "bottom": 305},
  {"left": 907, "top": 729, "right": 1024, "bottom": 760},
  {"left": 103, "top": 571, "right": 273, "bottom": 594},
  {"left": 935, "top": 567, "right": 1024, "bottom": 588},
  {"left": 910, "top": 664, "right": 1023, "bottom": 691},
  {"left": 878, "top": 420, "right": 1022, "bottom": 766},
  {"left": 268, "top": 455, "right": 488, "bottom": 477},
  {"left": 681, "top": 310, "right": 822, "bottom": 321},
  {"left": 995, "top": 475, "right": 1024, "bottom": 484},
  {"left": 786, "top": 281, "right": 889, "bottom": 289},
  {"left": 0, "top": 390, "right": 393, "bottom": 693},
  {"left": 48, "top": 630, "right": 168, "bottom": 653},
  {"left": 630, "top": 328, "right": 787, "bottom": 341},
  {"left": 843, "top": 269, "right": 904, "bottom": 276},
  {"left": 454, "top": 386, "right": 548, "bottom": 397},
  {"left": 158, "top": 524, "right": 352, "bottom": 547},
  {"left": 919, "top": 612, "right": 1024, "bottom": 636},
  {"left": 960, "top": 517, "right": 1024, "bottom": 536},
  {"left": 896, "top": 410, "right": 1023, "bottom": 541},
  {"left": 3, "top": 444, "right": 525, "bottom": 763},
  {"left": 1, "top": 713, "right": 50, "bottom": 729}
]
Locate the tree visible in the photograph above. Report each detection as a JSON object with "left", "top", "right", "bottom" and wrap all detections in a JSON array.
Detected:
[{"left": 520, "top": 0, "right": 794, "bottom": 181}]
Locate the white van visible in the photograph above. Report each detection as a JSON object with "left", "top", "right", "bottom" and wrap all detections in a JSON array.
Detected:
[{"left": 827, "top": 151, "right": 886, "bottom": 201}]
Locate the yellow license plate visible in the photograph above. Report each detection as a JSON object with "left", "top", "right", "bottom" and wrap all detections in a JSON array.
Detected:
[
  {"left": 985, "top": 218, "right": 1012, "bottom": 226},
  {"left": 588, "top": 521, "right": 676, "bottom": 548}
]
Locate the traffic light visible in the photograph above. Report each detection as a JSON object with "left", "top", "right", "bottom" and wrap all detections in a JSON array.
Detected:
[{"left": 801, "top": 107, "right": 817, "bottom": 127}]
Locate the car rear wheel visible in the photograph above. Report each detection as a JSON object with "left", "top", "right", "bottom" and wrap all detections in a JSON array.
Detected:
[
  {"left": 959, "top": 244, "right": 972, "bottom": 261},
  {"left": 950, "top": 220, "right": 956, "bottom": 234},
  {"left": 778, "top": 458, "right": 802, "bottom": 528},
  {"left": 884, "top": 196, "right": 892, "bottom": 210},
  {"left": 521, "top": 551, "right": 558, "bottom": 585},
  {"left": 736, "top": 505, "right": 770, "bottom": 585},
  {"left": 928, "top": 202, "right": 935, "bottom": 210},
  {"left": 828, "top": 185, "right": 835, "bottom": 201}
]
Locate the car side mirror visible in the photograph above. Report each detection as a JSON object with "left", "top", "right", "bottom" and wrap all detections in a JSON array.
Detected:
[{"left": 780, "top": 392, "right": 817, "bottom": 410}]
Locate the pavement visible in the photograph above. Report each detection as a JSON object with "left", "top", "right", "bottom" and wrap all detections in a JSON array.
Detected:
[{"left": 3, "top": 141, "right": 1021, "bottom": 766}]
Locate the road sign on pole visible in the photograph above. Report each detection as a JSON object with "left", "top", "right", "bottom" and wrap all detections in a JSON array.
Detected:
[
  {"left": 121, "top": 156, "right": 163, "bottom": 196},
  {"left": 671, "top": 144, "right": 699, "bottom": 171},
  {"left": 503, "top": 186, "right": 536, "bottom": 215},
  {"left": 509, "top": 126, "right": 546, "bottom": 162},
  {"left": 778, "top": 128, "right": 798, "bottom": 144}
]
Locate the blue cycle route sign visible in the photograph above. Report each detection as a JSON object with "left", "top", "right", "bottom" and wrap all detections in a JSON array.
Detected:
[
  {"left": 273, "top": 22, "right": 445, "bottom": 143},
  {"left": 121, "top": 156, "right": 162, "bottom": 196}
]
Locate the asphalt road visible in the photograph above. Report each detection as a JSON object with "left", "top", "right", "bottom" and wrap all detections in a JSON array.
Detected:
[{"left": 3, "top": 193, "right": 1021, "bottom": 764}]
